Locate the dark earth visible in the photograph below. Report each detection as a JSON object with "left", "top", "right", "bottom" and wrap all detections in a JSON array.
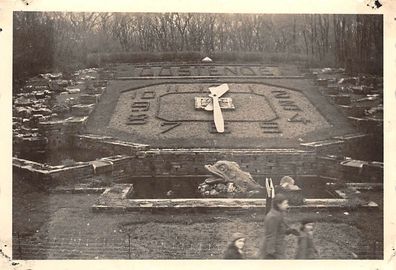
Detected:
[{"left": 13, "top": 166, "right": 383, "bottom": 260}]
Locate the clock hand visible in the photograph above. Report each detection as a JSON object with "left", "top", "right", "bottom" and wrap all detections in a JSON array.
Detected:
[
  {"left": 208, "top": 84, "right": 229, "bottom": 133},
  {"left": 210, "top": 93, "right": 224, "bottom": 132},
  {"left": 208, "top": 83, "right": 229, "bottom": 98},
  {"left": 205, "top": 84, "right": 230, "bottom": 111}
]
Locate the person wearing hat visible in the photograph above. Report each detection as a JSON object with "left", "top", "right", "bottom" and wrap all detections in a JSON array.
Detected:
[
  {"left": 260, "top": 193, "right": 299, "bottom": 259},
  {"left": 295, "top": 219, "right": 319, "bottom": 259},
  {"left": 223, "top": 232, "right": 247, "bottom": 259}
]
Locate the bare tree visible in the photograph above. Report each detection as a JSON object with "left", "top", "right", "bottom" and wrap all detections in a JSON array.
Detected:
[{"left": 13, "top": 12, "right": 384, "bottom": 78}]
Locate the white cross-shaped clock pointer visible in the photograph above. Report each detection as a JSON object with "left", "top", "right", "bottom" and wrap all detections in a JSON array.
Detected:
[{"left": 206, "top": 84, "right": 229, "bottom": 133}]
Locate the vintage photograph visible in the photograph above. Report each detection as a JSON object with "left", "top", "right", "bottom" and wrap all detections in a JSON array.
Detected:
[{"left": 11, "top": 11, "right": 383, "bottom": 260}]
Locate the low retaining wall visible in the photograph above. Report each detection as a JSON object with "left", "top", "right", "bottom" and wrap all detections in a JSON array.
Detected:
[
  {"left": 300, "top": 139, "right": 345, "bottom": 156},
  {"left": 92, "top": 197, "right": 378, "bottom": 213},
  {"left": 72, "top": 134, "right": 318, "bottom": 181},
  {"left": 130, "top": 148, "right": 317, "bottom": 183},
  {"left": 14, "top": 131, "right": 382, "bottom": 187},
  {"left": 74, "top": 134, "right": 149, "bottom": 156},
  {"left": 300, "top": 133, "right": 377, "bottom": 161},
  {"left": 13, "top": 158, "right": 93, "bottom": 188},
  {"left": 333, "top": 133, "right": 374, "bottom": 160},
  {"left": 340, "top": 160, "right": 383, "bottom": 183},
  {"left": 38, "top": 117, "right": 88, "bottom": 150},
  {"left": 12, "top": 155, "right": 134, "bottom": 188},
  {"left": 348, "top": 117, "right": 383, "bottom": 133},
  {"left": 317, "top": 156, "right": 343, "bottom": 180},
  {"left": 89, "top": 184, "right": 379, "bottom": 213},
  {"left": 13, "top": 148, "right": 317, "bottom": 188}
]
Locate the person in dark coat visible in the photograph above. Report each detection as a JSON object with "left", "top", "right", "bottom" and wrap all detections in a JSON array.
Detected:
[
  {"left": 260, "top": 193, "right": 299, "bottom": 259},
  {"left": 223, "top": 232, "right": 246, "bottom": 259},
  {"left": 295, "top": 219, "right": 319, "bottom": 259}
]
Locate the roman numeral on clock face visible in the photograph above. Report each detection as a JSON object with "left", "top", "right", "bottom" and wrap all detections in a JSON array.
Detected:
[
  {"left": 141, "top": 90, "right": 156, "bottom": 99},
  {"left": 126, "top": 114, "right": 148, "bottom": 125},
  {"left": 131, "top": 101, "right": 150, "bottom": 112},
  {"left": 160, "top": 122, "right": 181, "bottom": 134},
  {"left": 271, "top": 90, "right": 290, "bottom": 99},
  {"left": 288, "top": 113, "right": 311, "bottom": 124},
  {"left": 260, "top": 122, "right": 282, "bottom": 134},
  {"left": 279, "top": 100, "right": 302, "bottom": 111}
]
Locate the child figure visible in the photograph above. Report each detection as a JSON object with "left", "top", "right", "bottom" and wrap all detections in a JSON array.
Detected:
[
  {"left": 295, "top": 219, "right": 319, "bottom": 259},
  {"left": 223, "top": 232, "right": 246, "bottom": 259}
]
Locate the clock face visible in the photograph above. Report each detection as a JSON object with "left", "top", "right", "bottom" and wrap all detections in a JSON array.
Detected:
[{"left": 107, "top": 82, "right": 331, "bottom": 148}]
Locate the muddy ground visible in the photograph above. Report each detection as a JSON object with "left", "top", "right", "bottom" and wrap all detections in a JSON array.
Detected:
[{"left": 12, "top": 177, "right": 383, "bottom": 260}]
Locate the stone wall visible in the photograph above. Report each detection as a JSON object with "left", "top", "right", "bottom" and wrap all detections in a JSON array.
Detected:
[
  {"left": 71, "top": 133, "right": 381, "bottom": 183},
  {"left": 98, "top": 155, "right": 135, "bottom": 183},
  {"left": 13, "top": 147, "right": 318, "bottom": 188},
  {"left": 316, "top": 156, "right": 344, "bottom": 180},
  {"left": 300, "top": 133, "right": 378, "bottom": 161},
  {"left": 338, "top": 105, "right": 367, "bottom": 118},
  {"left": 80, "top": 94, "right": 101, "bottom": 105},
  {"left": 13, "top": 137, "right": 48, "bottom": 157},
  {"left": 12, "top": 158, "right": 93, "bottom": 188},
  {"left": 49, "top": 164, "right": 94, "bottom": 185},
  {"left": 340, "top": 160, "right": 383, "bottom": 183},
  {"left": 73, "top": 134, "right": 149, "bottom": 156},
  {"left": 333, "top": 133, "right": 376, "bottom": 160},
  {"left": 38, "top": 117, "right": 88, "bottom": 150},
  {"left": 71, "top": 104, "right": 95, "bottom": 117},
  {"left": 300, "top": 139, "right": 345, "bottom": 156},
  {"left": 128, "top": 148, "right": 317, "bottom": 184},
  {"left": 14, "top": 131, "right": 382, "bottom": 187}
]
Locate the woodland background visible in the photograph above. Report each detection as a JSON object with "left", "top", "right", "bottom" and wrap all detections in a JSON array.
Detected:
[{"left": 13, "top": 12, "right": 383, "bottom": 82}]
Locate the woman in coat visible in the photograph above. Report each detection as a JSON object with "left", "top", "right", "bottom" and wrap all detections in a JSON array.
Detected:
[{"left": 260, "top": 193, "right": 299, "bottom": 259}]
